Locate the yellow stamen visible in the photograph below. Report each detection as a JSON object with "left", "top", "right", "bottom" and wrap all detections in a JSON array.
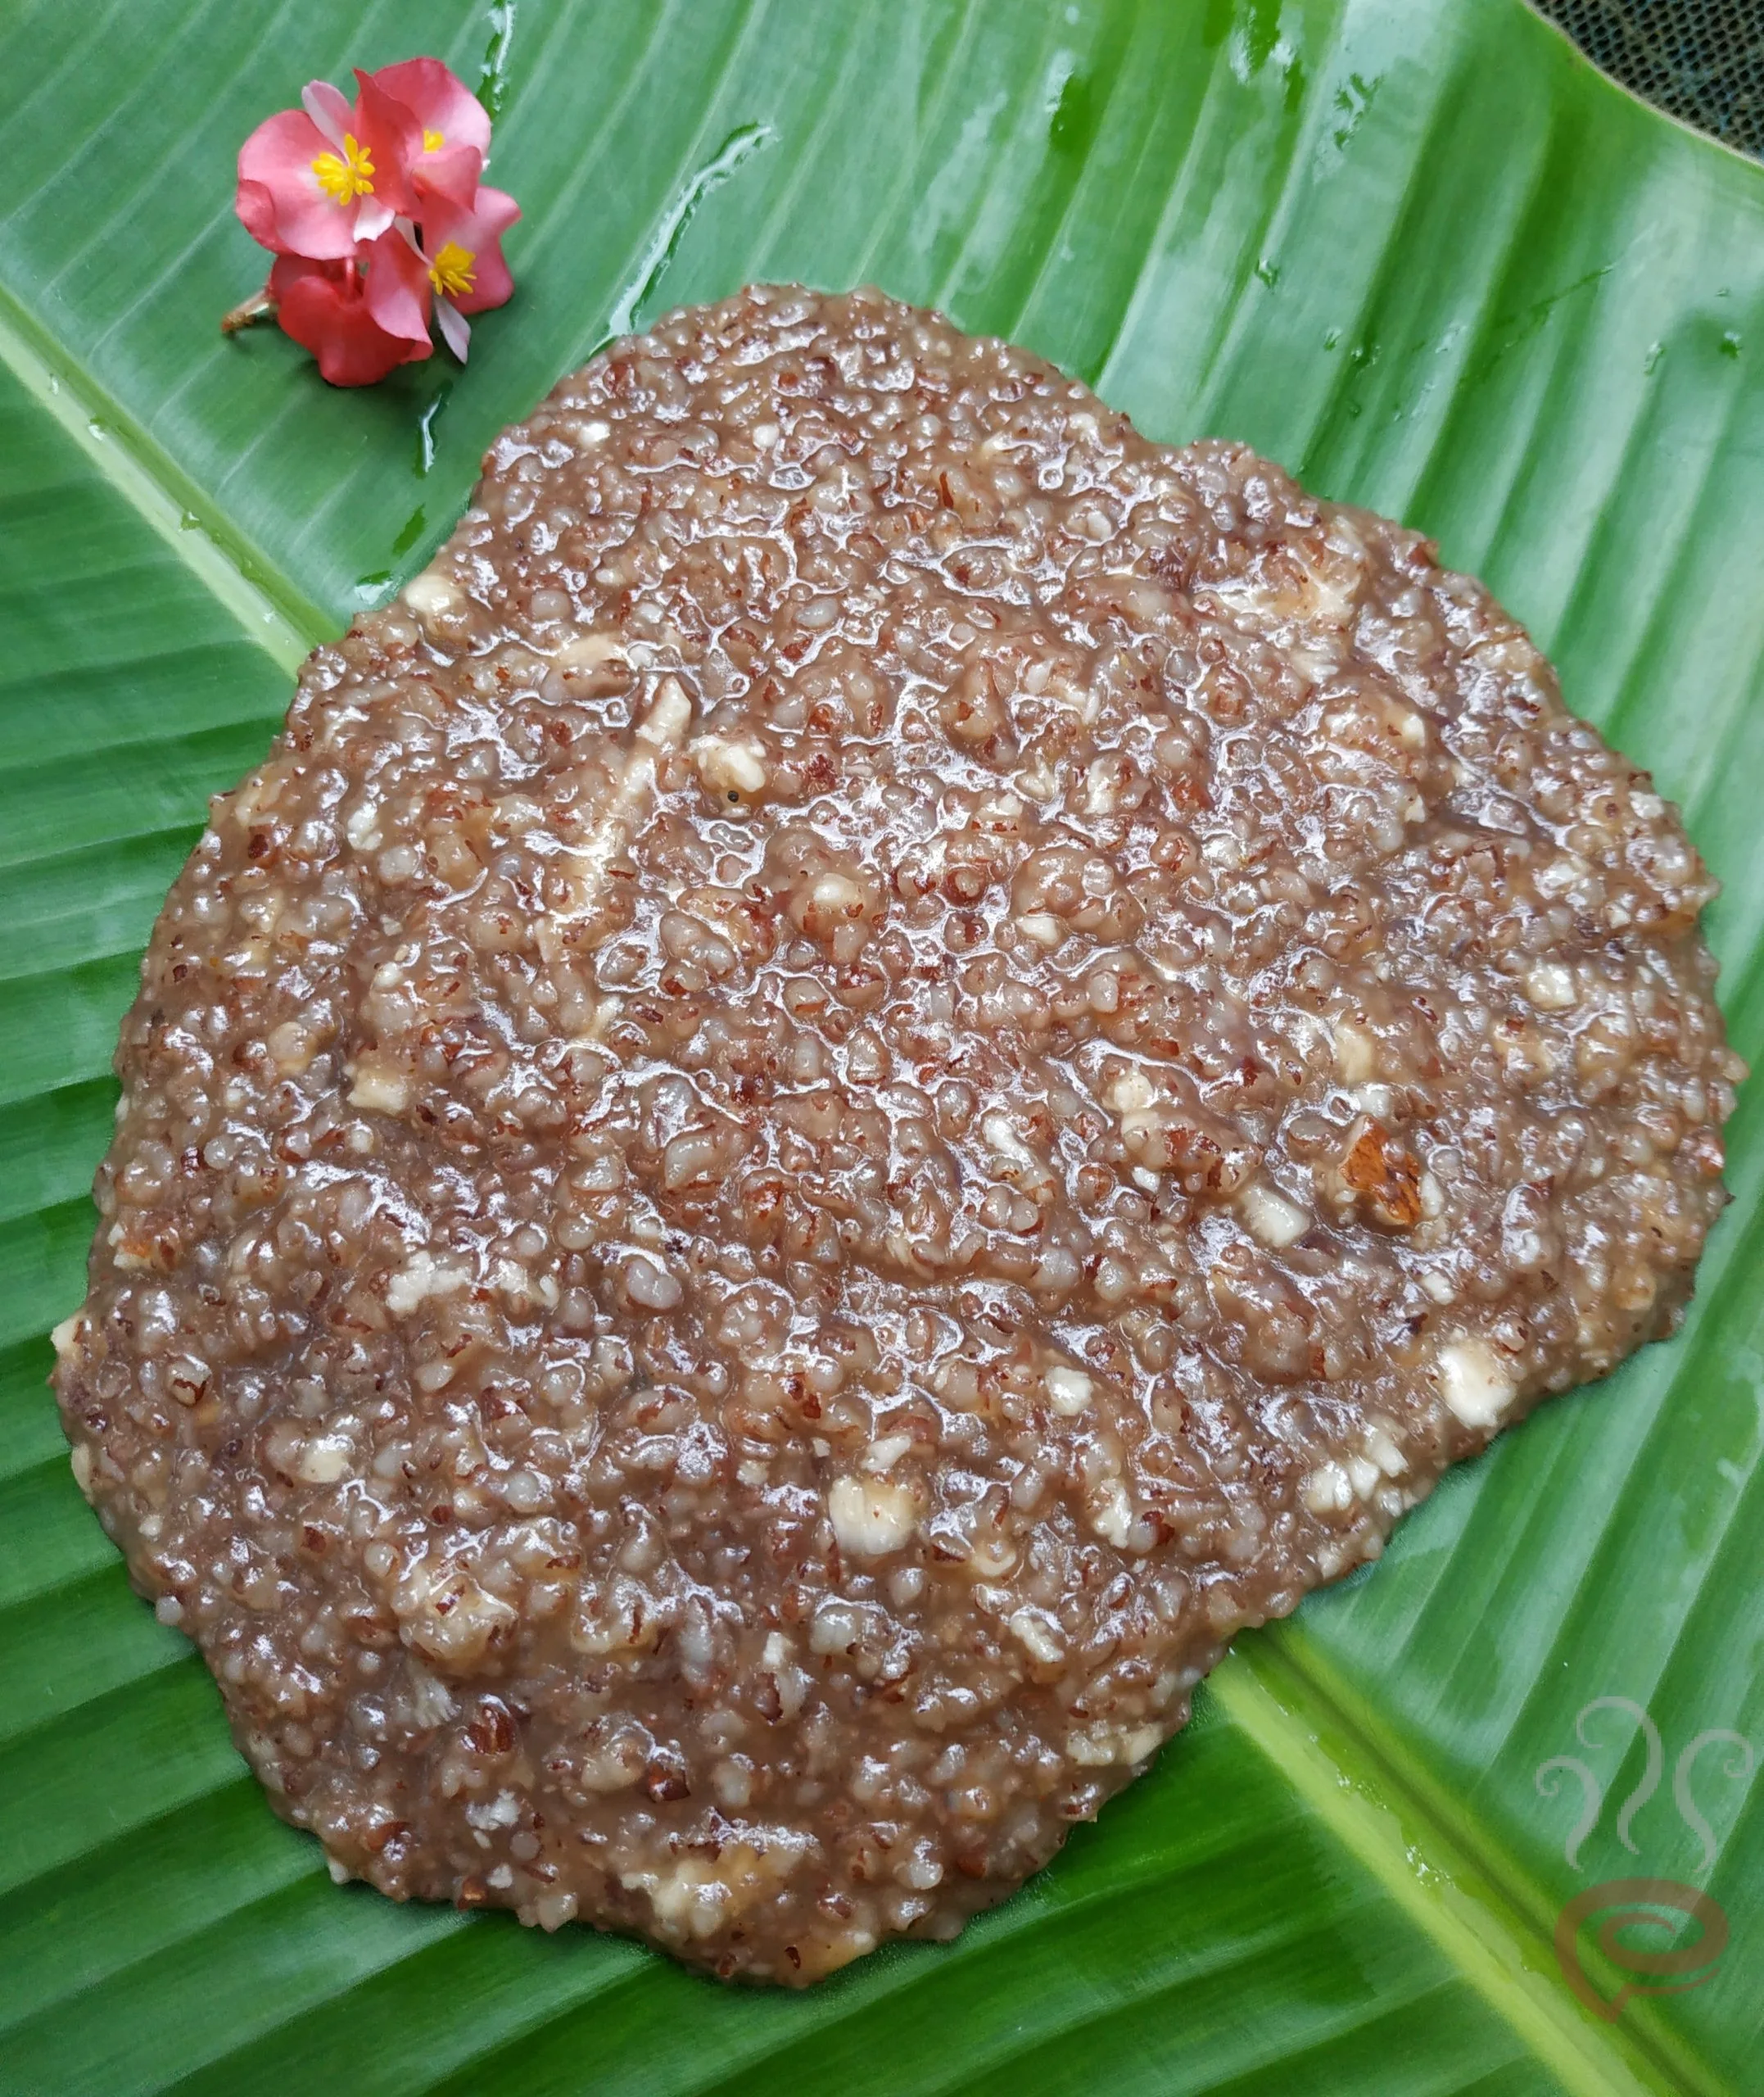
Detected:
[
  {"left": 311, "top": 133, "right": 374, "bottom": 207},
  {"left": 427, "top": 242, "right": 477, "bottom": 299},
  {"left": 423, "top": 127, "right": 446, "bottom": 152}
]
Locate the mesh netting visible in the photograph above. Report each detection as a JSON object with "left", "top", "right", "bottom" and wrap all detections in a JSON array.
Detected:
[{"left": 1534, "top": 0, "right": 1764, "bottom": 156}]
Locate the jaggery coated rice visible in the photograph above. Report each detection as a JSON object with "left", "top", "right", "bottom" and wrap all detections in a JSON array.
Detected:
[{"left": 53, "top": 286, "right": 1739, "bottom": 1982}]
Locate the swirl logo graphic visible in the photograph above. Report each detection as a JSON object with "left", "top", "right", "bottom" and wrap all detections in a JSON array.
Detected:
[
  {"left": 1536, "top": 1700, "right": 1752, "bottom": 2021},
  {"left": 1553, "top": 1880, "right": 1727, "bottom": 2021}
]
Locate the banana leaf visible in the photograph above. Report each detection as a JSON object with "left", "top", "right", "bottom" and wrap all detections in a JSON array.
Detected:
[{"left": 1, "top": 0, "right": 1761, "bottom": 2090}]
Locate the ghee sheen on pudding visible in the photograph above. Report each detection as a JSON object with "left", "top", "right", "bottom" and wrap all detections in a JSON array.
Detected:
[{"left": 55, "top": 287, "right": 1739, "bottom": 1982}]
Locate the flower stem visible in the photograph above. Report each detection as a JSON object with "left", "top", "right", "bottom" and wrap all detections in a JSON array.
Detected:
[{"left": 220, "top": 285, "right": 278, "bottom": 335}]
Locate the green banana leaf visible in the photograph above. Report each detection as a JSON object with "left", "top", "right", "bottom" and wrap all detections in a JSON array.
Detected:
[{"left": 2, "top": 0, "right": 1760, "bottom": 2090}]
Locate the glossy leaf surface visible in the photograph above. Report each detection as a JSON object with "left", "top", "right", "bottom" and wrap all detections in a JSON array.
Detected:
[{"left": 1, "top": 2, "right": 1761, "bottom": 2091}]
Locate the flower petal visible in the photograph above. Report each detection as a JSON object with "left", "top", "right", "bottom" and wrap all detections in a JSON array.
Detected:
[
  {"left": 301, "top": 80, "right": 352, "bottom": 151},
  {"left": 367, "top": 57, "right": 492, "bottom": 162},
  {"left": 412, "top": 141, "right": 484, "bottom": 214},
  {"left": 269, "top": 254, "right": 432, "bottom": 387},
  {"left": 354, "top": 197, "right": 396, "bottom": 242},
  {"left": 266, "top": 254, "right": 334, "bottom": 301},
  {"left": 351, "top": 70, "right": 425, "bottom": 221},
  {"left": 419, "top": 184, "right": 522, "bottom": 315},
  {"left": 237, "top": 108, "right": 360, "bottom": 260},
  {"left": 434, "top": 297, "right": 472, "bottom": 362},
  {"left": 234, "top": 178, "right": 283, "bottom": 255},
  {"left": 364, "top": 228, "right": 434, "bottom": 348}
]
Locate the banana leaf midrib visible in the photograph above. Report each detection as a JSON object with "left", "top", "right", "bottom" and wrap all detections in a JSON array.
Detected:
[{"left": 1, "top": 3, "right": 1760, "bottom": 2090}]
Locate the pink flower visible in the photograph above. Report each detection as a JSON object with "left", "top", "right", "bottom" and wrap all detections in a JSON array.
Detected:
[
  {"left": 229, "top": 55, "right": 518, "bottom": 387},
  {"left": 236, "top": 80, "right": 419, "bottom": 259},
  {"left": 419, "top": 183, "right": 522, "bottom": 357},
  {"left": 365, "top": 57, "right": 491, "bottom": 210},
  {"left": 269, "top": 233, "right": 432, "bottom": 387}
]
